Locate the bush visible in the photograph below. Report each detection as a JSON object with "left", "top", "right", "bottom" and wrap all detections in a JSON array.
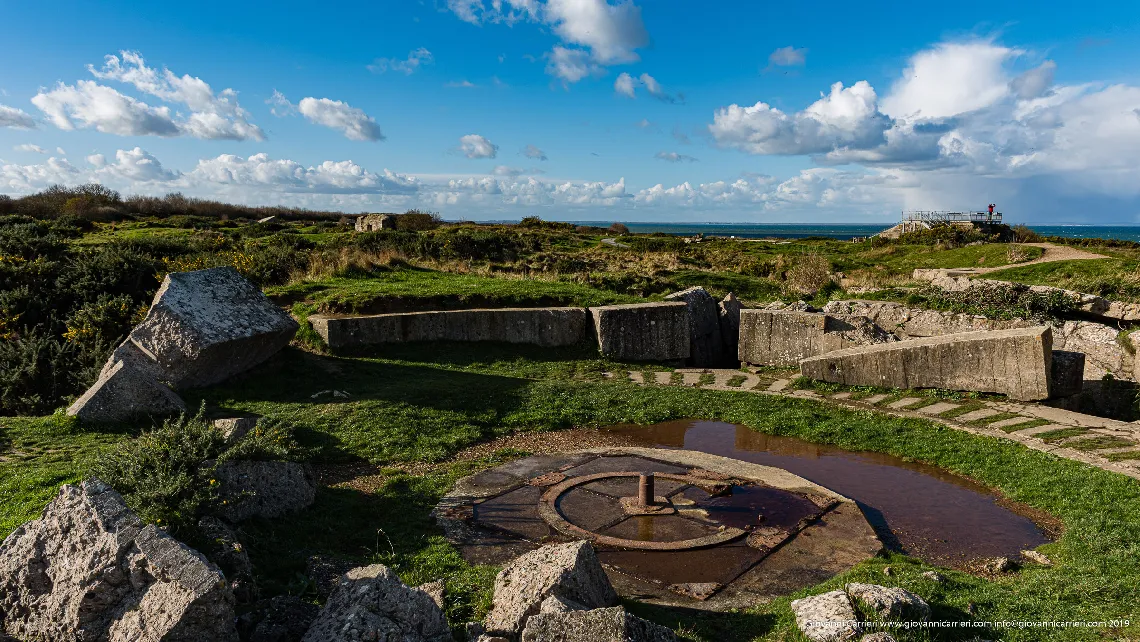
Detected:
[
  {"left": 785, "top": 254, "right": 832, "bottom": 295},
  {"left": 905, "top": 282, "right": 1079, "bottom": 321},
  {"left": 608, "top": 222, "right": 630, "bottom": 235},
  {"left": 396, "top": 209, "right": 443, "bottom": 231},
  {"left": 0, "top": 327, "right": 81, "bottom": 415},
  {"left": 1011, "top": 224, "right": 1041, "bottom": 243}
]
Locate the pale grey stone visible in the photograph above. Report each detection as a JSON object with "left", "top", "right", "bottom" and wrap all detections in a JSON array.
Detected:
[
  {"left": 216, "top": 460, "right": 316, "bottom": 522},
  {"left": 718, "top": 292, "right": 743, "bottom": 360},
  {"left": 589, "top": 303, "right": 690, "bottom": 361},
  {"left": 66, "top": 359, "right": 187, "bottom": 423},
  {"left": 311, "top": 308, "right": 591, "bottom": 349},
  {"left": 790, "top": 590, "right": 860, "bottom": 642},
  {"left": 845, "top": 583, "right": 930, "bottom": 621},
  {"left": 738, "top": 309, "right": 894, "bottom": 367},
  {"left": 301, "top": 564, "right": 451, "bottom": 642},
  {"left": 520, "top": 607, "right": 678, "bottom": 642},
  {"left": 214, "top": 417, "right": 260, "bottom": 443},
  {"left": 665, "top": 286, "right": 725, "bottom": 367}
]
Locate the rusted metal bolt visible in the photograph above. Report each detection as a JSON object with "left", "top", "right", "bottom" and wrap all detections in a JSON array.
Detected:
[{"left": 638, "top": 473, "right": 654, "bottom": 506}]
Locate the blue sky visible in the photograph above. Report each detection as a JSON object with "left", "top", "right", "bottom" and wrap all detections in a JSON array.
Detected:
[{"left": 2, "top": 0, "right": 1139, "bottom": 223}]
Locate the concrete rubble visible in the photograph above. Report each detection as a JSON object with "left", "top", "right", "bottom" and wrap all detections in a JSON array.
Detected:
[
  {"left": 664, "top": 286, "right": 726, "bottom": 367},
  {"left": 738, "top": 309, "right": 895, "bottom": 367},
  {"left": 301, "top": 564, "right": 452, "bottom": 642},
  {"left": 590, "top": 302, "right": 690, "bottom": 362},
  {"left": 311, "top": 307, "right": 592, "bottom": 349}
]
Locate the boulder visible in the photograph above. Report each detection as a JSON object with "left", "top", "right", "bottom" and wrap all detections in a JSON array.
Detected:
[
  {"left": 484, "top": 542, "right": 619, "bottom": 638},
  {"left": 66, "top": 359, "right": 188, "bottom": 423},
  {"left": 790, "top": 590, "right": 860, "bottom": 642},
  {"left": 215, "top": 417, "right": 261, "bottom": 444},
  {"left": 664, "top": 287, "right": 725, "bottom": 366},
  {"left": 860, "top": 634, "right": 897, "bottom": 642},
  {"left": 237, "top": 595, "right": 320, "bottom": 642},
  {"left": 718, "top": 293, "right": 743, "bottom": 361},
  {"left": 417, "top": 580, "right": 446, "bottom": 610},
  {"left": 738, "top": 309, "right": 894, "bottom": 367},
  {"left": 0, "top": 479, "right": 237, "bottom": 641},
  {"left": 844, "top": 583, "right": 930, "bottom": 621},
  {"left": 520, "top": 607, "right": 678, "bottom": 642},
  {"left": 300, "top": 564, "right": 451, "bottom": 642},
  {"left": 126, "top": 267, "right": 299, "bottom": 390},
  {"left": 198, "top": 516, "right": 257, "bottom": 603},
  {"left": 589, "top": 302, "right": 689, "bottom": 362},
  {"left": 216, "top": 460, "right": 317, "bottom": 522}
]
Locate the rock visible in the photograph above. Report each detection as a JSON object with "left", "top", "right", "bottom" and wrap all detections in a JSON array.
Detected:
[
  {"left": 237, "top": 595, "right": 320, "bottom": 642},
  {"left": 216, "top": 460, "right": 317, "bottom": 522},
  {"left": 790, "top": 590, "right": 860, "bottom": 641},
  {"left": 520, "top": 607, "right": 678, "bottom": 642},
  {"left": 1021, "top": 550, "right": 1053, "bottom": 566},
  {"left": 198, "top": 516, "right": 257, "bottom": 603},
  {"left": 126, "top": 267, "right": 299, "bottom": 390},
  {"left": 300, "top": 564, "right": 451, "bottom": 642},
  {"left": 418, "top": 580, "right": 446, "bottom": 610},
  {"left": 0, "top": 479, "right": 237, "bottom": 641},
  {"left": 920, "top": 571, "right": 946, "bottom": 583},
  {"left": 845, "top": 583, "right": 930, "bottom": 621},
  {"left": 738, "top": 309, "right": 894, "bottom": 367},
  {"left": 881, "top": 566, "right": 892, "bottom": 577},
  {"left": 984, "top": 557, "right": 1017, "bottom": 573},
  {"left": 538, "top": 595, "right": 588, "bottom": 614},
  {"left": 589, "top": 302, "right": 690, "bottom": 362},
  {"left": 718, "top": 293, "right": 743, "bottom": 360},
  {"left": 1050, "top": 350, "right": 1085, "bottom": 397},
  {"left": 665, "top": 287, "right": 725, "bottom": 367},
  {"left": 306, "top": 555, "right": 359, "bottom": 599},
  {"left": 464, "top": 621, "right": 487, "bottom": 640},
  {"left": 215, "top": 417, "right": 260, "bottom": 443},
  {"left": 66, "top": 359, "right": 188, "bottom": 423},
  {"left": 860, "top": 634, "right": 897, "bottom": 642},
  {"left": 483, "top": 541, "right": 619, "bottom": 638}
]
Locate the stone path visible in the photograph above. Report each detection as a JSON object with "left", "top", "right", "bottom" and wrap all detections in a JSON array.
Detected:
[{"left": 615, "top": 368, "right": 1140, "bottom": 481}]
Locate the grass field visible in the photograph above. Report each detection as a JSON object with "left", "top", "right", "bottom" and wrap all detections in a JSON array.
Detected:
[{"left": 2, "top": 343, "right": 1138, "bottom": 641}]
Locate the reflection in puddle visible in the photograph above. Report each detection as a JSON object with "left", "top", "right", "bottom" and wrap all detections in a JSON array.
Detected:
[{"left": 606, "top": 419, "right": 1051, "bottom": 567}]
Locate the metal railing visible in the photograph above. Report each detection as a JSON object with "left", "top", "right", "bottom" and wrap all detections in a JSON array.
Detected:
[{"left": 902, "top": 210, "right": 1002, "bottom": 223}]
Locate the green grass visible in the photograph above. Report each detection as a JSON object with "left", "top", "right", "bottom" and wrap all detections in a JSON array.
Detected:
[
  {"left": 983, "top": 258, "right": 1139, "bottom": 301},
  {"left": 1036, "top": 427, "right": 1091, "bottom": 443},
  {"left": 3, "top": 344, "right": 1140, "bottom": 640},
  {"left": 266, "top": 267, "right": 646, "bottom": 313},
  {"left": 996, "top": 418, "right": 1050, "bottom": 433},
  {"left": 1065, "top": 436, "right": 1137, "bottom": 452}
]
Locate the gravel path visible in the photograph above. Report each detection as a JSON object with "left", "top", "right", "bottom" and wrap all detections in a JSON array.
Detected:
[{"left": 972, "top": 242, "right": 1108, "bottom": 274}]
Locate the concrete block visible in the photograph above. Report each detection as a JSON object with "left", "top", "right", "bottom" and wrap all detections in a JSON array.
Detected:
[
  {"left": 66, "top": 360, "right": 187, "bottom": 423},
  {"left": 664, "top": 287, "right": 725, "bottom": 366},
  {"left": 799, "top": 327, "right": 1054, "bottom": 401},
  {"left": 589, "top": 302, "right": 689, "bottom": 362},
  {"left": 737, "top": 309, "right": 893, "bottom": 367},
  {"left": 310, "top": 308, "right": 591, "bottom": 349},
  {"left": 1050, "top": 350, "right": 1085, "bottom": 397}
]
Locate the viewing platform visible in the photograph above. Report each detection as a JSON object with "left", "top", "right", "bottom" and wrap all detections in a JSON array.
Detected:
[{"left": 877, "top": 209, "right": 1003, "bottom": 239}]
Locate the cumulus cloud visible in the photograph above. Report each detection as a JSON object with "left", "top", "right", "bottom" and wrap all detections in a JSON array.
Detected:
[
  {"left": 189, "top": 153, "right": 417, "bottom": 194},
  {"left": 446, "top": 80, "right": 478, "bottom": 88},
  {"left": 15, "top": 144, "right": 48, "bottom": 154},
  {"left": 710, "top": 80, "right": 889, "bottom": 155},
  {"left": 766, "top": 46, "right": 808, "bottom": 69},
  {"left": 880, "top": 42, "right": 1019, "bottom": 120},
  {"left": 546, "top": 46, "right": 603, "bottom": 84},
  {"left": 614, "top": 72, "right": 636, "bottom": 98},
  {"left": 33, "top": 81, "right": 181, "bottom": 137},
  {"left": 613, "top": 72, "right": 677, "bottom": 101},
  {"left": 1, "top": 156, "right": 82, "bottom": 192},
  {"left": 368, "top": 48, "right": 434, "bottom": 74},
  {"left": 655, "top": 151, "right": 697, "bottom": 162},
  {"left": 459, "top": 134, "right": 499, "bottom": 158},
  {"left": 87, "top": 51, "right": 264, "bottom": 140},
  {"left": 522, "top": 144, "right": 548, "bottom": 160},
  {"left": 1011, "top": 60, "right": 1057, "bottom": 100},
  {"left": 94, "top": 147, "right": 181, "bottom": 182},
  {"left": 297, "top": 97, "right": 385, "bottom": 142},
  {"left": 0, "top": 104, "right": 36, "bottom": 129}
]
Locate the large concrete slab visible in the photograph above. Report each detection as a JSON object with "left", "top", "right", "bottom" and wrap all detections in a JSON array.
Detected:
[
  {"left": 310, "top": 307, "right": 590, "bottom": 349},
  {"left": 590, "top": 302, "right": 689, "bottom": 362},
  {"left": 799, "top": 326, "right": 1054, "bottom": 401},
  {"left": 664, "top": 287, "right": 725, "bottom": 367},
  {"left": 737, "top": 309, "right": 893, "bottom": 367}
]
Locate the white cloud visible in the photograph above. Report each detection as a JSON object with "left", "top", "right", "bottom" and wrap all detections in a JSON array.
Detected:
[
  {"left": 655, "top": 151, "right": 697, "bottom": 162},
  {"left": 1011, "top": 60, "right": 1057, "bottom": 100},
  {"left": 368, "top": 48, "right": 434, "bottom": 74},
  {"left": 297, "top": 97, "right": 384, "bottom": 142},
  {"left": 189, "top": 152, "right": 418, "bottom": 194},
  {"left": 522, "top": 144, "right": 548, "bottom": 160},
  {"left": 15, "top": 144, "right": 48, "bottom": 154},
  {"left": 1, "top": 156, "right": 81, "bottom": 192},
  {"left": 446, "top": 80, "right": 478, "bottom": 88},
  {"left": 0, "top": 104, "right": 36, "bottom": 129},
  {"left": 767, "top": 46, "right": 808, "bottom": 68},
  {"left": 88, "top": 51, "right": 264, "bottom": 141},
  {"left": 94, "top": 147, "right": 180, "bottom": 182},
  {"left": 546, "top": 46, "right": 602, "bottom": 84},
  {"left": 460, "top": 134, "right": 499, "bottom": 158},
  {"left": 267, "top": 90, "right": 296, "bottom": 117},
  {"left": 447, "top": 0, "right": 540, "bottom": 25},
  {"left": 880, "top": 42, "right": 1019, "bottom": 120},
  {"left": 492, "top": 165, "right": 546, "bottom": 177},
  {"left": 32, "top": 81, "right": 181, "bottom": 137},
  {"left": 56, "top": 147, "right": 65, "bottom": 155},
  {"left": 613, "top": 72, "right": 676, "bottom": 101},
  {"left": 614, "top": 72, "right": 636, "bottom": 98},
  {"left": 710, "top": 80, "right": 889, "bottom": 155}
]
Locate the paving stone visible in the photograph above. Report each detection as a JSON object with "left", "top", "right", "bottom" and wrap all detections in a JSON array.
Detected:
[
  {"left": 830, "top": 391, "right": 852, "bottom": 399},
  {"left": 954, "top": 408, "right": 1001, "bottom": 422},
  {"left": 988, "top": 416, "right": 1038, "bottom": 430},
  {"left": 768, "top": 379, "right": 790, "bottom": 392},
  {"left": 916, "top": 402, "right": 960, "bottom": 415},
  {"left": 887, "top": 397, "right": 924, "bottom": 409},
  {"left": 1014, "top": 424, "right": 1069, "bottom": 436},
  {"left": 863, "top": 394, "right": 890, "bottom": 404},
  {"left": 628, "top": 372, "right": 645, "bottom": 384},
  {"left": 1087, "top": 445, "right": 1140, "bottom": 455},
  {"left": 682, "top": 372, "right": 703, "bottom": 386},
  {"left": 653, "top": 371, "right": 673, "bottom": 385}
]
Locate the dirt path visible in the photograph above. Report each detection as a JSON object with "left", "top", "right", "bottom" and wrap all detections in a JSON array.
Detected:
[{"left": 972, "top": 242, "right": 1109, "bottom": 274}]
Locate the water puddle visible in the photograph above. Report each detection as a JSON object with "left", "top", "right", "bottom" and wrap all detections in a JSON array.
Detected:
[{"left": 606, "top": 419, "right": 1053, "bottom": 568}]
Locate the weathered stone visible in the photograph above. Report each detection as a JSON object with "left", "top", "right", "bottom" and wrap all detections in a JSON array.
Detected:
[
  {"left": 418, "top": 580, "right": 446, "bottom": 610},
  {"left": 718, "top": 293, "right": 743, "bottom": 360},
  {"left": 198, "top": 516, "right": 257, "bottom": 603},
  {"left": 311, "top": 308, "right": 591, "bottom": 349},
  {"left": 355, "top": 214, "right": 395, "bottom": 232},
  {"left": 800, "top": 327, "right": 1055, "bottom": 401},
  {"left": 589, "top": 302, "right": 690, "bottom": 362},
  {"left": 520, "top": 607, "right": 678, "bottom": 642},
  {"left": 1050, "top": 351, "right": 1085, "bottom": 397},
  {"left": 738, "top": 309, "right": 894, "bottom": 367},
  {"left": 484, "top": 541, "right": 619, "bottom": 638},
  {"left": 538, "top": 594, "right": 588, "bottom": 614},
  {"left": 216, "top": 460, "right": 317, "bottom": 522},
  {"left": 665, "top": 287, "right": 725, "bottom": 367},
  {"left": 790, "top": 590, "right": 860, "bottom": 641},
  {"left": 845, "top": 583, "right": 930, "bottom": 621},
  {"left": 1021, "top": 550, "right": 1052, "bottom": 566},
  {"left": 237, "top": 595, "right": 319, "bottom": 642},
  {"left": 0, "top": 479, "right": 237, "bottom": 641},
  {"left": 822, "top": 300, "right": 1030, "bottom": 339},
  {"left": 860, "top": 634, "right": 897, "bottom": 642},
  {"left": 128, "top": 267, "right": 299, "bottom": 390},
  {"left": 66, "top": 359, "right": 188, "bottom": 423},
  {"left": 300, "top": 564, "right": 451, "bottom": 642},
  {"left": 305, "top": 555, "right": 358, "bottom": 599},
  {"left": 920, "top": 571, "right": 945, "bottom": 583},
  {"left": 215, "top": 417, "right": 260, "bottom": 443},
  {"left": 984, "top": 557, "right": 1016, "bottom": 573}
]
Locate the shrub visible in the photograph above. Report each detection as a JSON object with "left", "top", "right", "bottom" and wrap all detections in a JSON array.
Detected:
[
  {"left": 905, "top": 282, "right": 1079, "bottom": 321},
  {"left": 396, "top": 209, "right": 443, "bottom": 231},
  {"left": 0, "top": 327, "right": 81, "bottom": 415},
  {"left": 785, "top": 254, "right": 832, "bottom": 295},
  {"left": 608, "top": 222, "right": 630, "bottom": 235},
  {"left": 1011, "top": 224, "right": 1041, "bottom": 243}
]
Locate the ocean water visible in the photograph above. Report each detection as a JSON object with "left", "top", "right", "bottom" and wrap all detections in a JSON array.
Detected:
[{"left": 603, "top": 223, "right": 1140, "bottom": 242}]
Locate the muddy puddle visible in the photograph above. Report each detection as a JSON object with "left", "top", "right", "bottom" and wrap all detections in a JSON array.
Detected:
[{"left": 606, "top": 419, "right": 1053, "bottom": 568}]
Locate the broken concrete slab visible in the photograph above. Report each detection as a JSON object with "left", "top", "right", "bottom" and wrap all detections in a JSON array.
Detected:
[
  {"left": 301, "top": 564, "right": 451, "bottom": 642},
  {"left": 1050, "top": 350, "right": 1085, "bottom": 398},
  {"left": 844, "top": 583, "right": 930, "bottom": 621},
  {"left": 718, "top": 293, "right": 743, "bottom": 362},
  {"left": 128, "top": 267, "right": 298, "bottom": 390},
  {"left": 66, "top": 359, "right": 187, "bottom": 423},
  {"left": 310, "top": 307, "right": 592, "bottom": 349},
  {"left": 800, "top": 327, "right": 1055, "bottom": 401},
  {"left": 590, "top": 302, "right": 689, "bottom": 362},
  {"left": 664, "top": 287, "right": 725, "bottom": 367},
  {"left": 738, "top": 309, "right": 894, "bottom": 367},
  {"left": 0, "top": 479, "right": 237, "bottom": 641}
]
